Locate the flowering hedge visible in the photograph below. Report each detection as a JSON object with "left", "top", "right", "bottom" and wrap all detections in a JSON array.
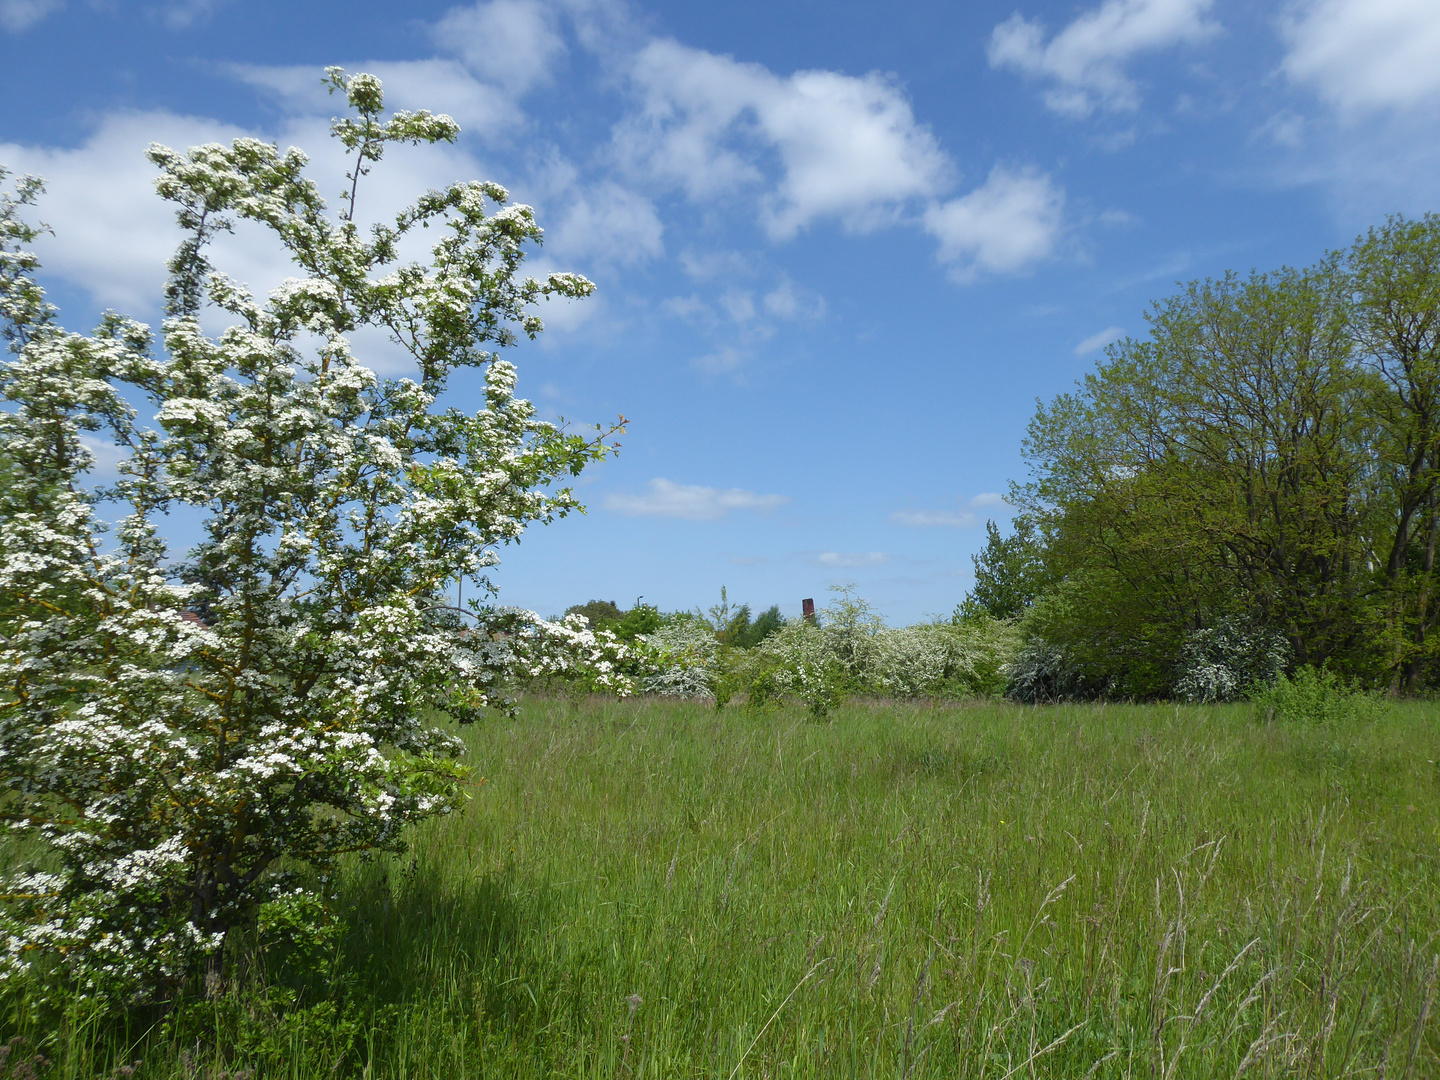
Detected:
[{"left": 602, "top": 591, "right": 1021, "bottom": 716}]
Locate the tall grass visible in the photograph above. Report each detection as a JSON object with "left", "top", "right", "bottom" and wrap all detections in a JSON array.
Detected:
[{"left": 7, "top": 697, "right": 1439, "bottom": 1077}]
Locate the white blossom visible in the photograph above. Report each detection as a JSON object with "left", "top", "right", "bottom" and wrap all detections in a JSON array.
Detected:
[{"left": 0, "top": 71, "right": 618, "bottom": 1000}]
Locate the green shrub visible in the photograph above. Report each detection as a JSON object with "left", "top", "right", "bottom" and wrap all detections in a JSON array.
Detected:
[
  {"left": 564, "top": 599, "right": 624, "bottom": 628},
  {"left": 726, "top": 603, "right": 786, "bottom": 648},
  {"left": 1251, "top": 666, "right": 1389, "bottom": 726},
  {"left": 610, "top": 603, "right": 662, "bottom": 641},
  {"left": 1172, "top": 616, "right": 1292, "bottom": 703}
]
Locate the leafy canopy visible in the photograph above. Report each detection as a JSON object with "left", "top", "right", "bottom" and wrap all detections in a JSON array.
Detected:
[{"left": 1017, "top": 214, "right": 1440, "bottom": 694}]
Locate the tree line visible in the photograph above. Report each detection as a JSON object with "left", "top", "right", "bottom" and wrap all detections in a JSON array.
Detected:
[{"left": 968, "top": 214, "right": 1440, "bottom": 696}]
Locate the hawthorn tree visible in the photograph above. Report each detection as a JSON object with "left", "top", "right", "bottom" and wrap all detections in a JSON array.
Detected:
[{"left": 0, "top": 69, "right": 626, "bottom": 999}]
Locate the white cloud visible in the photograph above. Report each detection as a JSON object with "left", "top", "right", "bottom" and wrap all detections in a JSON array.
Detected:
[
  {"left": 1281, "top": 0, "right": 1440, "bottom": 115},
  {"left": 923, "top": 166, "right": 1065, "bottom": 281},
  {"left": 155, "top": 0, "right": 224, "bottom": 29},
  {"left": 615, "top": 39, "right": 953, "bottom": 238},
  {"left": 0, "top": 0, "right": 61, "bottom": 30},
  {"left": 988, "top": 0, "right": 1219, "bottom": 117},
  {"left": 660, "top": 294, "right": 711, "bottom": 322},
  {"left": 228, "top": 60, "right": 518, "bottom": 141},
  {"left": 77, "top": 434, "right": 128, "bottom": 482},
  {"left": 892, "top": 492, "right": 1007, "bottom": 527},
  {"left": 812, "top": 551, "right": 889, "bottom": 568},
  {"left": 432, "top": 0, "right": 568, "bottom": 96},
  {"left": 762, "top": 276, "right": 825, "bottom": 320},
  {"left": 604, "top": 477, "right": 789, "bottom": 520},
  {"left": 1075, "top": 325, "right": 1125, "bottom": 354},
  {"left": 691, "top": 346, "right": 751, "bottom": 375},
  {"left": 719, "top": 288, "right": 757, "bottom": 323},
  {"left": 663, "top": 274, "right": 822, "bottom": 328},
  {"left": 3, "top": 0, "right": 227, "bottom": 32},
  {"left": 1256, "top": 109, "right": 1307, "bottom": 148},
  {"left": 662, "top": 271, "right": 824, "bottom": 374},
  {"left": 679, "top": 248, "right": 753, "bottom": 281},
  {"left": 230, "top": 59, "right": 529, "bottom": 141},
  {"left": 546, "top": 179, "right": 663, "bottom": 268}
]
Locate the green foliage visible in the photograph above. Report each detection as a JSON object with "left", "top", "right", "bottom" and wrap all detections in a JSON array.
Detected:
[
  {"left": 724, "top": 603, "right": 787, "bottom": 648},
  {"left": 5, "top": 697, "right": 1436, "bottom": 1077},
  {"left": 563, "top": 599, "right": 624, "bottom": 628},
  {"left": 740, "top": 589, "right": 1021, "bottom": 712},
  {"left": 609, "top": 603, "right": 662, "bottom": 641},
  {"left": 1251, "top": 665, "right": 1390, "bottom": 727},
  {"left": 1011, "top": 571, "right": 1183, "bottom": 699},
  {"left": 1017, "top": 214, "right": 1440, "bottom": 694},
  {"left": 955, "top": 517, "right": 1051, "bottom": 622}
]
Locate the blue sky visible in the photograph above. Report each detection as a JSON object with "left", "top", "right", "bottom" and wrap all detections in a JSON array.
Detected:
[{"left": 5, "top": 0, "right": 1440, "bottom": 623}]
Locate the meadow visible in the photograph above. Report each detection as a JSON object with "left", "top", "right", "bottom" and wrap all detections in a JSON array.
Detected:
[{"left": 12, "top": 696, "right": 1440, "bottom": 1078}]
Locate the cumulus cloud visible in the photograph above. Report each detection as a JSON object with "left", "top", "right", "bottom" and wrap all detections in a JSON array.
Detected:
[
  {"left": 1, "top": 111, "right": 249, "bottom": 313},
  {"left": 432, "top": 0, "right": 567, "bottom": 96},
  {"left": 1075, "top": 325, "right": 1125, "bottom": 354},
  {"left": 603, "top": 478, "right": 789, "bottom": 520},
  {"left": 1281, "top": 0, "right": 1440, "bottom": 115},
  {"left": 618, "top": 38, "right": 1065, "bottom": 280},
  {"left": 615, "top": 39, "right": 953, "bottom": 238},
  {"left": 811, "top": 551, "right": 889, "bottom": 568},
  {"left": 0, "top": 0, "right": 61, "bottom": 30},
  {"left": 988, "top": 0, "right": 1219, "bottom": 117},
  {"left": 546, "top": 180, "right": 662, "bottom": 266},
  {"left": 229, "top": 60, "right": 517, "bottom": 140},
  {"left": 923, "top": 166, "right": 1065, "bottom": 280}
]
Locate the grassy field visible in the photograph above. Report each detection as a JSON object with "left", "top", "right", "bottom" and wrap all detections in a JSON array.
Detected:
[{"left": 11, "top": 696, "right": 1440, "bottom": 1078}]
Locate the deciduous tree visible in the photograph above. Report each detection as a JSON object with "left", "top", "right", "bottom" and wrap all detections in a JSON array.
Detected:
[{"left": 0, "top": 69, "right": 626, "bottom": 1000}]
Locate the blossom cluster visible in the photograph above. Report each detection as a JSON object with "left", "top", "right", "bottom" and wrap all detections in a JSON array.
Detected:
[
  {"left": 0, "top": 72, "right": 619, "bottom": 998},
  {"left": 637, "top": 619, "right": 720, "bottom": 697}
]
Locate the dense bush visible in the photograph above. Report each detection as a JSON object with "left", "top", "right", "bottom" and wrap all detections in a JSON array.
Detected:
[
  {"left": 564, "top": 599, "right": 624, "bottom": 627},
  {"left": 1172, "top": 616, "right": 1292, "bottom": 703},
  {"left": 0, "top": 71, "right": 625, "bottom": 1002},
  {"left": 637, "top": 617, "right": 719, "bottom": 698},
  {"left": 1005, "top": 574, "right": 1175, "bottom": 700},
  {"left": 1004, "top": 638, "right": 1099, "bottom": 703},
  {"left": 745, "top": 591, "right": 1020, "bottom": 715},
  {"left": 558, "top": 589, "right": 1020, "bottom": 714},
  {"left": 1251, "top": 665, "right": 1389, "bottom": 726}
]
